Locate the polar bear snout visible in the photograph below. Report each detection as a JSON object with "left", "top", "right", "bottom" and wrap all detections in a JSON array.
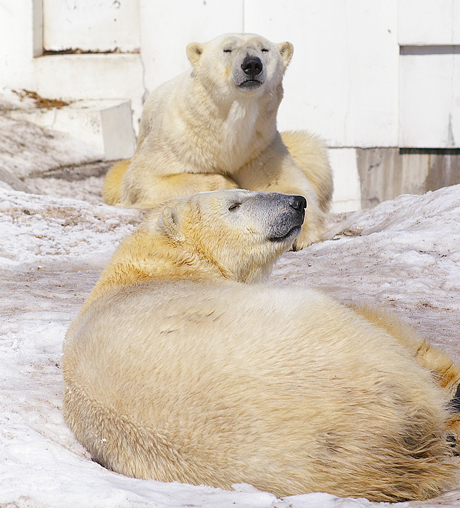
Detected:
[
  {"left": 265, "top": 193, "right": 306, "bottom": 243},
  {"left": 268, "top": 193, "right": 306, "bottom": 216},
  {"left": 235, "top": 52, "right": 267, "bottom": 89}
]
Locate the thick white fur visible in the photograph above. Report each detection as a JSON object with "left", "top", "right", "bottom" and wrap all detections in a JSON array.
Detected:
[
  {"left": 64, "top": 190, "right": 460, "bottom": 502},
  {"left": 102, "top": 33, "right": 333, "bottom": 249}
]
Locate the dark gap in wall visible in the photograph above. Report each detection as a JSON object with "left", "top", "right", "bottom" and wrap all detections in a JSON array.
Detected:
[
  {"left": 400, "top": 148, "right": 460, "bottom": 156},
  {"left": 400, "top": 45, "right": 460, "bottom": 55},
  {"left": 42, "top": 48, "right": 140, "bottom": 55}
]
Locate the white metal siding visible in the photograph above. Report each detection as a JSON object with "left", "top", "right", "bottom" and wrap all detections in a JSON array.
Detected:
[{"left": 43, "top": 0, "right": 141, "bottom": 52}]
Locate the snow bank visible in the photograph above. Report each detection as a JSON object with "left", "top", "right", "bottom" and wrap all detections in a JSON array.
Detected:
[
  {"left": 0, "top": 188, "right": 142, "bottom": 268},
  {"left": 0, "top": 116, "right": 103, "bottom": 181},
  {"left": 0, "top": 89, "right": 102, "bottom": 186}
]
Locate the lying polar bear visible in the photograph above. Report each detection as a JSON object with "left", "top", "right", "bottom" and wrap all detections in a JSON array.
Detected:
[
  {"left": 64, "top": 190, "right": 460, "bottom": 502},
  {"left": 102, "top": 33, "right": 333, "bottom": 249}
]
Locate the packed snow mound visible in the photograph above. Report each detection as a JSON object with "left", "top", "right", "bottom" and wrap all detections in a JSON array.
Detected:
[
  {"left": 303, "top": 186, "right": 460, "bottom": 298},
  {"left": 0, "top": 116, "right": 103, "bottom": 181},
  {"left": 0, "top": 188, "right": 143, "bottom": 267},
  {"left": 336, "top": 185, "right": 460, "bottom": 236},
  {"left": 0, "top": 87, "right": 38, "bottom": 111},
  {"left": 1, "top": 184, "right": 460, "bottom": 508},
  {"left": 0, "top": 90, "right": 102, "bottom": 190}
]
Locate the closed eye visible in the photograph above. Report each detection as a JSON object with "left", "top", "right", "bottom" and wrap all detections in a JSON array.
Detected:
[
  {"left": 228, "top": 202, "right": 241, "bottom": 211},
  {"left": 223, "top": 48, "right": 233, "bottom": 53},
  {"left": 261, "top": 48, "right": 269, "bottom": 53}
]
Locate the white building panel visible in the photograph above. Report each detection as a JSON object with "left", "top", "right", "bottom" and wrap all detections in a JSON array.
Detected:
[
  {"left": 454, "top": 48, "right": 460, "bottom": 145},
  {"left": 43, "top": 0, "right": 141, "bottom": 52},
  {"left": 328, "top": 148, "right": 362, "bottom": 212},
  {"left": 399, "top": 46, "right": 460, "bottom": 148},
  {"left": 398, "top": 0, "right": 460, "bottom": 45},
  {"left": 0, "top": 0, "right": 36, "bottom": 89}
]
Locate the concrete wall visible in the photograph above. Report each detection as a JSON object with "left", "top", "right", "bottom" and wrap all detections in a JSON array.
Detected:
[
  {"left": 357, "top": 148, "right": 460, "bottom": 208},
  {"left": 0, "top": 0, "right": 459, "bottom": 210},
  {"left": 43, "top": 0, "right": 141, "bottom": 52}
]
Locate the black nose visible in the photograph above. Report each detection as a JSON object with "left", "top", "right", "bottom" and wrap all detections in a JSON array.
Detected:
[
  {"left": 241, "top": 56, "right": 263, "bottom": 77},
  {"left": 289, "top": 195, "right": 307, "bottom": 212}
]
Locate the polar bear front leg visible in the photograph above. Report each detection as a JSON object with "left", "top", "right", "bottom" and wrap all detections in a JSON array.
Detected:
[{"left": 119, "top": 173, "right": 239, "bottom": 209}]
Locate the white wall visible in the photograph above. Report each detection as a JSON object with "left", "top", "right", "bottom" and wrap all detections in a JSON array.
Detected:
[
  {"left": 0, "top": 0, "right": 37, "bottom": 90},
  {"left": 399, "top": 46, "right": 460, "bottom": 148},
  {"left": 398, "top": 0, "right": 460, "bottom": 45},
  {"left": 398, "top": 0, "right": 460, "bottom": 148},
  {"left": 43, "top": 0, "right": 141, "bottom": 52}
]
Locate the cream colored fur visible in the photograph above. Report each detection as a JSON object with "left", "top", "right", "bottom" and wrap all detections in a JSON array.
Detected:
[
  {"left": 102, "top": 33, "right": 333, "bottom": 249},
  {"left": 64, "top": 190, "right": 460, "bottom": 502}
]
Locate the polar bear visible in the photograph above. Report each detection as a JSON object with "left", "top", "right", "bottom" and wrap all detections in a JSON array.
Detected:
[
  {"left": 102, "top": 33, "right": 333, "bottom": 249},
  {"left": 63, "top": 190, "right": 460, "bottom": 502}
]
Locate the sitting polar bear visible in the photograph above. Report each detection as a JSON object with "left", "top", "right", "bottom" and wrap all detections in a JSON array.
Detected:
[
  {"left": 102, "top": 33, "right": 333, "bottom": 249},
  {"left": 63, "top": 190, "right": 460, "bottom": 502}
]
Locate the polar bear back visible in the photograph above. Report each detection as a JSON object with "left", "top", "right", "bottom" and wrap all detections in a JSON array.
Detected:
[{"left": 63, "top": 281, "right": 448, "bottom": 499}]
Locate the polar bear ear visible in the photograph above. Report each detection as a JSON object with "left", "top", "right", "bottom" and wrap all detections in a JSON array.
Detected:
[
  {"left": 278, "top": 42, "right": 294, "bottom": 67},
  {"left": 186, "top": 43, "right": 204, "bottom": 68},
  {"left": 160, "top": 207, "right": 185, "bottom": 241}
]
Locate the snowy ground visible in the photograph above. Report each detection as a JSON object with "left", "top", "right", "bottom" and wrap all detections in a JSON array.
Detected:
[{"left": 1, "top": 104, "right": 460, "bottom": 507}]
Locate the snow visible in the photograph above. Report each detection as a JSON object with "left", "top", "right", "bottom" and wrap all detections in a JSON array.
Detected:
[
  {"left": 0, "top": 88, "right": 38, "bottom": 111},
  {"left": 1, "top": 113, "right": 460, "bottom": 507},
  {"left": 0, "top": 88, "right": 102, "bottom": 183}
]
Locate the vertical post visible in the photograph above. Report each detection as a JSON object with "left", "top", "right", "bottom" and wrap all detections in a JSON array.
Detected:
[{"left": 32, "top": 0, "right": 43, "bottom": 57}]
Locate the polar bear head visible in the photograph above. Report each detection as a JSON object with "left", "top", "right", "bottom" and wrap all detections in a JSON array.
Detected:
[
  {"left": 87, "top": 190, "right": 306, "bottom": 306},
  {"left": 186, "top": 33, "right": 293, "bottom": 99},
  {"left": 149, "top": 189, "right": 305, "bottom": 283}
]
